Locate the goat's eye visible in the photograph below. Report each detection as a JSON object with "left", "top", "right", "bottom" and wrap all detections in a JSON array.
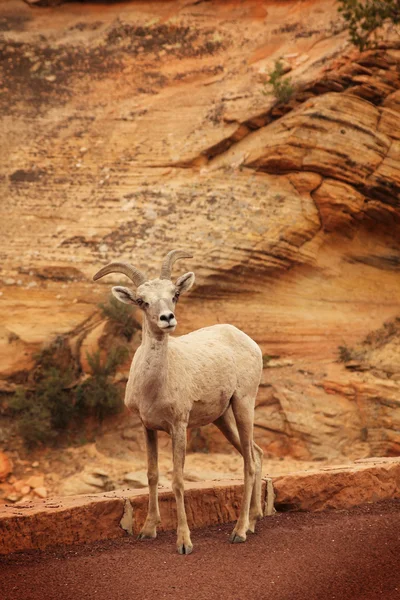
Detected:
[
  {"left": 136, "top": 298, "right": 148, "bottom": 309},
  {"left": 173, "top": 291, "right": 180, "bottom": 303}
]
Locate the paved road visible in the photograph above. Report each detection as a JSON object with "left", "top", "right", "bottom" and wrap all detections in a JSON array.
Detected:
[{"left": 1, "top": 500, "right": 399, "bottom": 600}]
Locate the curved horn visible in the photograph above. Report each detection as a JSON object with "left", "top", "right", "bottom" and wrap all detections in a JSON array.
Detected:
[
  {"left": 93, "top": 262, "right": 146, "bottom": 287},
  {"left": 160, "top": 250, "right": 193, "bottom": 280}
]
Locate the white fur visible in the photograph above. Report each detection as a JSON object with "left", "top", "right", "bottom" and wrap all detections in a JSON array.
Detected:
[
  {"left": 126, "top": 323, "right": 262, "bottom": 431},
  {"left": 103, "top": 271, "right": 263, "bottom": 554}
]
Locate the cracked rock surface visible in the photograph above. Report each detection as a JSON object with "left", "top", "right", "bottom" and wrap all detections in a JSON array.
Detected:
[{"left": 0, "top": 0, "right": 399, "bottom": 466}]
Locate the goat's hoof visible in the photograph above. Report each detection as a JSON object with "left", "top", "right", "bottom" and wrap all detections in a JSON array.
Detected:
[
  {"left": 137, "top": 532, "right": 157, "bottom": 540},
  {"left": 247, "top": 513, "right": 263, "bottom": 534},
  {"left": 177, "top": 543, "right": 193, "bottom": 555},
  {"left": 229, "top": 532, "right": 246, "bottom": 544}
]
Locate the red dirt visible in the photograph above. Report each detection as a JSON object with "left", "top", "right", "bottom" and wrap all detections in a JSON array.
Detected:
[{"left": 1, "top": 500, "right": 399, "bottom": 600}]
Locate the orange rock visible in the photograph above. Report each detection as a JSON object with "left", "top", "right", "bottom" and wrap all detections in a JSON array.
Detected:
[
  {"left": 0, "top": 460, "right": 399, "bottom": 555},
  {"left": 0, "top": 452, "right": 12, "bottom": 483},
  {"left": 0, "top": 482, "right": 14, "bottom": 505},
  {"left": 33, "top": 487, "right": 47, "bottom": 499},
  {"left": 220, "top": 93, "right": 390, "bottom": 186},
  {"left": 312, "top": 179, "right": 365, "bottom": 235},
  {"left": 13, "top": 480, "right": 28, "bottom": 493},
  {"left": 0, "top": 480, "right": 263, "bottom": 554},
  {"left": 25, "top": 475, "right": 44, "bottom": 489},
  {"left": 0, "top": 0, "right": 400, "bottom": 466},
  {"left": 273, "top": 458, "right": 400, "bottom": 511},
  {"left": 378, "top": 107, "right": 400, "bottom": 141}
]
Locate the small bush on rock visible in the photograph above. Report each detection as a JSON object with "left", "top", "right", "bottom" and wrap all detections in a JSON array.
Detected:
[
  {"left": 338, "top": 0, "right": 400, "bottom": 51},
  {"left": 9, "top": 340, "right": 128, "bottom": 448},
  {"left": 9, "top": 364, "right": 74, "bottom": 448},
  {"left": 337, "top": 344, "right": 355, "bottom": 362},
  {"left": 99, "top": 294, "right": 140, "bottom": 341},
  {"left": 263, "top": 60, "right": 294, "bottom": 103},
  {"left": 75, "top": 346, "right": 128, "bottom": 422}
]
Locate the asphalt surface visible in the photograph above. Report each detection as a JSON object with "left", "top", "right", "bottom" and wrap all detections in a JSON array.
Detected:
[{"left": 1, "top": 499, "right": 399, "bottom": 600}]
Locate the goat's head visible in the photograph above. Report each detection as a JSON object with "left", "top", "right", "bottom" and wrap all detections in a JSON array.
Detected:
[{"left": 93, "top": 250, "right": 195, "bottom": 335}]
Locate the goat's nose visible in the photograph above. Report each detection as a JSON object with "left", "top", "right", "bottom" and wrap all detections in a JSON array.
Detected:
[{"left": 160, "top": 313, "right": 175, "bottom": 322}]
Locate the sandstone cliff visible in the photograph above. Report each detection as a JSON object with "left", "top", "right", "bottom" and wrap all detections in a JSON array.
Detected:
[{"left": 1, "top": 0, "right": 399, "bottom": 464}]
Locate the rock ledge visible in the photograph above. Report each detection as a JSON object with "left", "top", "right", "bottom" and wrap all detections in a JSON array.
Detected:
[{"left": 0, "top": 458, "right": 399, "bottom": 555}]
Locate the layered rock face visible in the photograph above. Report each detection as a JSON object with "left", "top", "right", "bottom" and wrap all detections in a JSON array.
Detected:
[{"left": 0, "top": 0, "right": 399, "bottom": 462}]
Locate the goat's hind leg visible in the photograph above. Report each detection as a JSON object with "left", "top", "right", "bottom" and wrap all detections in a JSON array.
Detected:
[
  {"left": 214, "top": 407, "right": 263, "bottom": 532},
  {"left": 249, "top": 441, "right": 263, "bottom": 532},
  {"left": 138, "top": 427, "right": 161, "bottom": 540},
  {"left": 215, "top": 403, "right": 263, "bottom": 541}
]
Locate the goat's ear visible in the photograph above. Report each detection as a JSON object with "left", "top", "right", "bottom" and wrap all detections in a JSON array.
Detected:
[
  {"left": 112, "top": 286, "right": 137, "bottom": 305},
  {"left": 175, "top": 272, "right": 195, "bottom": 294}
]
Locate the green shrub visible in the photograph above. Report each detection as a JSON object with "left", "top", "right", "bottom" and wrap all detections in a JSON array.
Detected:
[
  {"left": 337, "top": 344, "right": 354, "bottom": 362},
  {"left": 262, "top": 354, "right": 281, "bottom": 368},
  {"left": 37, "top": 366, "right": 75, "bottom": 429},
  {"left": 86, "top": 344, "right": 128, "bottom": 377},
  {"left": 99, "top": 294, "right": 140, "bottom": 341},
  {"left": 187, "top": 426, "right": 211, "bottom": 453},
  {"left": 338, "top": 0, "right": 400, "bottom": 51},
  {"left": 9, "top": 364, "right": 74, "bottom": 448},
  {"left": 9, "top": 341, "right": 128, "bottom": 448},
  {"left": 12, "top": 397, "right": 55, "bottom": 448},
  {"left": 263, "top": 60, "right": 294, "bottom": 103},
  {"left": 75, "top": 346, "right": 128, "bottom": 422}
]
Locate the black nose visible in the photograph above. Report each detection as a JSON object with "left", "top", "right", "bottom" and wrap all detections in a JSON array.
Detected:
[{"left": 160, "top": 313, "right": 175, "bottom": 322}]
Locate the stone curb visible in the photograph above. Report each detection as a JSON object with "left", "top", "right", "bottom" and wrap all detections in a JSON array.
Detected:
[
  {"left": 273, "top": 457, "right": 400, "bottom": 512},
  {"left": 0, "top": 458, "right": 399, "bottom": 555}
]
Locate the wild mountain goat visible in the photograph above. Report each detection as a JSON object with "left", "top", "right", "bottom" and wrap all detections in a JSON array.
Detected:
[{"left": 93, "top": 250, "right": 263, "bottom": 554}]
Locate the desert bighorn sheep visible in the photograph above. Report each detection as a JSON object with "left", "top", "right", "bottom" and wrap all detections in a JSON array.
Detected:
[{"left": 93, "top": 250, "right": 263, "bottom": 554}]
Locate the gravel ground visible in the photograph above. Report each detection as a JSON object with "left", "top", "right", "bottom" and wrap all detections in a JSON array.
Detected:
[{"left": 1, "top": 499, "right": 399, "bottom": 600}]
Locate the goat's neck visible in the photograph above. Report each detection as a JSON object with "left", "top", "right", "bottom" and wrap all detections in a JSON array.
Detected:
[{"left": 138, "top": 317, "right": 169, "bottom": 396}]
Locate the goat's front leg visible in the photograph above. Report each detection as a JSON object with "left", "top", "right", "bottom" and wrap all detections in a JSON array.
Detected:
[
  {"left": 138, "top": 427, "right": 161, "bottom": 540},
  {"left": 171, "top": 423, "right": 193, "bottom": 555}
]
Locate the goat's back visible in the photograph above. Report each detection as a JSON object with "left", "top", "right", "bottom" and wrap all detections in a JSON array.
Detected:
[{"left": 170, "top": 323, "right": 262, "bottom": 398}]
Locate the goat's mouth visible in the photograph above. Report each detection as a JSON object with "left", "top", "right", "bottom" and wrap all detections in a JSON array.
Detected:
[{"left": 159, "top": 323, "right": 177, "bottom": 333}]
